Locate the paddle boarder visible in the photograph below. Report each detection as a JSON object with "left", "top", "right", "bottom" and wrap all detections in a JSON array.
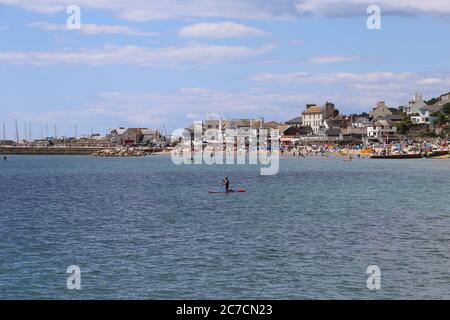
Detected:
[{"left": 223, "top": 177, "right": 230, "bottom": 192}]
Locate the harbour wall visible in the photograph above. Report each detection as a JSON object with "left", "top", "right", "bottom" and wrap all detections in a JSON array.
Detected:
[{"left": 0, "top": 146, "right": 106, "bottom": 155}]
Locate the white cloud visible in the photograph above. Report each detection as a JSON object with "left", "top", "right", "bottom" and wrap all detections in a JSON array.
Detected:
[
  {"left": 249, "top": 71, "right": 450, "bottom": 107},
  {"left": 248, "top": 71, "right": 416, "bottom": 84},
  {"left": 307, "top": 55, "right": 362, "bottom": 64},
  {"left": 29, "top": 21, "right": 158, "bottom": 36},
  {"left": 12, "top": 88, "right": 319, "bottom": 131},
  {"left": 85, "top": 89, "right": 324, "bottom": 128},
  {"left": 296, "top": 0, "right": 450, "bottom": 17},
  {"left": 9, "top": 81, "right": 450, "bottom": 132},
  {"left": 416, "top": 78, "right": 447, "bottom": 86},
  {"left": 0, "top": 43, "right": 275, "bottom": 67},
  {"left": 2, "top": 0, "right": 450, "bottom": 20},
  {"left": 179, "top": 22, "right": 268, "bottom": 39},
  {"left": 0, "top": 0, "right": 298, "bottom": 20}
]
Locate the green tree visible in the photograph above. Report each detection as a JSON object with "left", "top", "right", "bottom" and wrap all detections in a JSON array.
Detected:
[
  {"left": 426, "top": 98, "right": 439, "bottom": 105},
  {"left": 443, "top": 102, "right": 450, "bottom": 115},
  {"left": 397, "top": 118, "right": 412, "bottom": 134},
  {"left": 436, "top": 112, "right": 448, "bottom": 126}
]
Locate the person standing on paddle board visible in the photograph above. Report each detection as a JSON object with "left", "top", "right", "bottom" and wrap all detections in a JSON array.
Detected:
[{"left": 223, "top": 177, "right": 230, "bottom": 192}]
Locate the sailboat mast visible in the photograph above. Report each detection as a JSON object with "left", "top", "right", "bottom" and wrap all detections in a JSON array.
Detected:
[
  {"left": 15, "top": 120, "right": 19, "bottom": 143},
  {"left": 2, "top": 122, "right": 5, "bottom": 141},
  {"left": 24, "top": 123, "right": 28, "bottom": 142}
]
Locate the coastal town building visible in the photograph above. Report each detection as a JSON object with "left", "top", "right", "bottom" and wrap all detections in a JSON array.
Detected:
[
  {"left": 367, "top": 120, "right": 398, "bottom": 143},
  {"left": 223, "top": 118, "right": 264, "bottom": 135},
  {"left": 285, "top": 116, "right": 302, "bottom": 127},
  {"left": 180, "top": 89, "right": 450, "bottom": 147},
  {"left": 202, "top": 119, "right": 223, "bottom": 143},
  {"left": 120, "top": 128, "right": 143, "bottom": 145},
  {"left": 342, "top": 127, "right": 367, "bottom": 143},
  {"left": 369, "top": 101, "right": 393, "bottom": 118},
  {"left": 324, "top": 115, "right": 350, "bottom": 129},
  {"left": 264, "top": 121, "right": 282, "bottom": 130},
  {"left": 204, "top": 119, "right": 222, "bottom": 130},
  {"left": 350, "top": 114, "right": 371, "bottom": 128},
  {"left": 109, "top": 127, "right": 160, "bottom": 146},
  {"left": 222, "top": 119, "right": 264, "bottom": 146},
  {"left": 324, "top": 128, "right": 342, "bottom": 140},
  {"left": 411, "top": 108, "right": 438, "bottom": 125},
  {"left": 379, "top": 114, "right": 404, "bottom": 124},
  {"left": 440, "top": 92, "right": 450, "bottom": 102},
  {"left": 404, "top": 93, "right": 428, "bottom": 115},
  {"left": 428, "top": 92, "right": 449, "bottom": 113},
  {"left": 278, "top": 125, "right": 301, "bottom": 147},
  {"left": 302, "top": 102, "right": 336, "bottom": 134},
  {"left": 0, "top": 140, "right": 15, "bottom": 146},
  {"left": 141, "top": 128, "right": 160, "bottom": 145}
]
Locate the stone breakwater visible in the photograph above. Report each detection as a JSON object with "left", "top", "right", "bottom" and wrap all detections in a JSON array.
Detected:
[
  {"left": 90, "top": 148, "right": 150, "bottom": 157},
  {"left": 0, "top": 146, "right": 158, "bottom": 157}
]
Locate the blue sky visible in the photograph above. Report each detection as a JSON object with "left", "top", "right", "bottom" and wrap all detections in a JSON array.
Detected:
[{"left": 0, "top": 0, "right": 449, "bottom": 138}]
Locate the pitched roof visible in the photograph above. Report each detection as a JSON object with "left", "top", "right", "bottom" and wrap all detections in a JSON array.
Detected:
[
  {"left": 141, "top": 128, "right": 158, "bottom": 135},
  {"left": 223, "top": 119, "right": 263, "bottom": 129},
  {"left": 277, "top": 125, "right": 291, "bottom": 133},
  {"left": 302, "top": 106, "right": 322, "bottom": 114},
  {"left": 408, "top": 100, "right": 427, "bottom": 108},
  {"left": 379, "top": 115, "right": 404, "bottom": 121},
  {"left": 373, "top": 120, "right": 392, "bottom": 127},
  {"left": 285, "top": 116, "right": 302, "bottom": 124},
  {"left": 264, "top": 121, "right": 282, "bottom": 129},
  {"left": 111, "top": 127, "right": 127, "bottom": 135},
  {"left": 125, "top": 128, "right": 143, "bottom": 135}
]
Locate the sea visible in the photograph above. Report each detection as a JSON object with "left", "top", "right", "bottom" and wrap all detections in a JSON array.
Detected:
[{"left": 0, "top": 155, "right": 449, "bottom": 299}]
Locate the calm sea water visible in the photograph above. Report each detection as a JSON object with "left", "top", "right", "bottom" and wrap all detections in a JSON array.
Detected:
[{"left": 0, "top": 155, "right": 449, "bottom": 299}]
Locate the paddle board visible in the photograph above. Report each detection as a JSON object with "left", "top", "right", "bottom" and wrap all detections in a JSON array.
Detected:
[{"left": 208, "top": 188, "right": 246, "bottom": 194}]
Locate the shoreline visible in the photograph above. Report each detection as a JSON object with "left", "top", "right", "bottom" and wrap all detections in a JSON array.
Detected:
[{"left": 1, "top": 146, "right": 448, "bottom": 159}]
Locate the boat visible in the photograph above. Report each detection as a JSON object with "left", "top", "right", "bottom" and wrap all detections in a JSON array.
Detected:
[{"left": 370, "top": 150, "right": 449, "bottom": 159}]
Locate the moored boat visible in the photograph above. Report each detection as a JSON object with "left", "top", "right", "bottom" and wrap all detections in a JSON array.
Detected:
[{"left": 371, "top": 150, "right": 449, "bottom": 159}]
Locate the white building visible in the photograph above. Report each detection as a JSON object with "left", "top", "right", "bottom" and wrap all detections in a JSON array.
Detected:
[
  {"left": 411, "top": 108, "right": 438, "bottom": 125},
  {"left": 367, "top": 120, "right": 398, "bottom": 143},
  {"left": 404, "top": 93, "right": 427, "bottom": 115},
  {"left": 302, "top": 102, "right": 335, "bottom": 135}
]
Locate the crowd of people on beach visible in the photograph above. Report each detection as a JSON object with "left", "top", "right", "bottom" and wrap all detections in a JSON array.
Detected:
[{"left": 278, "top": 138, "right": 449, "bottom": 158}]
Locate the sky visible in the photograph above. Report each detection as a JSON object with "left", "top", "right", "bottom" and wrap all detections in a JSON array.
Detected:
[{"left": 0, "top": 0, "right": 450, "bottom": 138}]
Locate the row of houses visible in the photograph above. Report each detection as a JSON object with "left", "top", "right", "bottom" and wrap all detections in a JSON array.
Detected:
[
  {"left": 183, "top": 91, "right": 448, "bottom": 147},
  {"left": 182, "top": 118, "right": 311, "bottom": 148},
  {"left": 109, "top": 92, "right": 448, "bottom": 147},
  {"left": 291, "top": 92, "right": 449, "bottom": 144}
]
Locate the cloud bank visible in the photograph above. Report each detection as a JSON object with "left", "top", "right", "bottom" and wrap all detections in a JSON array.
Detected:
[
  {"left": 0, "top": 44, "right": 275, "bottom": 67},
  {"left": 2, "top": 0, "right": 450, "bottom": 20}
]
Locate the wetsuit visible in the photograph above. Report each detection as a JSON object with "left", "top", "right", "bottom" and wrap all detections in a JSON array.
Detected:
[{"left": 224, "top": 179, "right": 230, "bottom": 191}]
